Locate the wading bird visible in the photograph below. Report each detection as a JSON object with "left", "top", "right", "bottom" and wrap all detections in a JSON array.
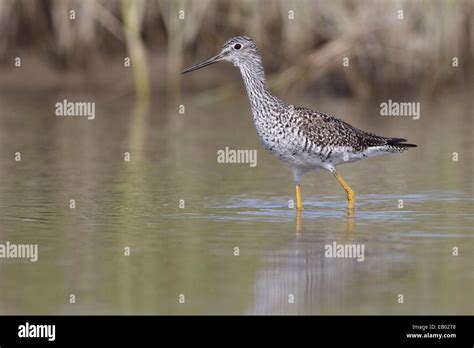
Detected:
[{"left": 182, "top": 36, "right": 416, "bottom": 214}]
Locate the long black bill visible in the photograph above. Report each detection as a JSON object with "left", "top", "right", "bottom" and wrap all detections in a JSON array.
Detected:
[{"left": 181, "top": 54, "right": 223, "bottom": 74}]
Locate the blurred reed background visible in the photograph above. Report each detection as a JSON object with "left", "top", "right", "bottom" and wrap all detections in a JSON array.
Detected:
[{"left": 0, "top": 0, "right": 472, "bottom": 100}]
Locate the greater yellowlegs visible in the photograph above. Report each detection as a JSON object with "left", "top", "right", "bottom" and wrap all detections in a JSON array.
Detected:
[{"left": 182, "top": 36, "right": 416, "bottom": 213}]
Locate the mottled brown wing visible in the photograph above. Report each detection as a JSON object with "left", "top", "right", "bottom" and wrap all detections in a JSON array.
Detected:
[{"left": 296, "top": 107, "right": 416, "bottom": 151}]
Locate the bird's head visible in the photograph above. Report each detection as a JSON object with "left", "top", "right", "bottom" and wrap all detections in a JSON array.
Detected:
[{"left": 182, "top": 36, "right": 261, "bottom": 74}]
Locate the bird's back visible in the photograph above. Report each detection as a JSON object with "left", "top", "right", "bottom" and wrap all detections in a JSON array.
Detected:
[
  {"left": 294, "top": 106, "right": 416, "bottom": 151},
  {"left": 253, "top": 103, "right": 416, "bottom": 169}
]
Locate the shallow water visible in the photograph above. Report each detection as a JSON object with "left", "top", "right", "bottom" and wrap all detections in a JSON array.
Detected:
[{"left": 0, "top": 91, "right": 472, "bottom": 314}]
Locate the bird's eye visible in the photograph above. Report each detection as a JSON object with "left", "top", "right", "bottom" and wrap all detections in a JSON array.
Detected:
[{"left": 234, "top": 43, "right": 242, "bottom": 50}]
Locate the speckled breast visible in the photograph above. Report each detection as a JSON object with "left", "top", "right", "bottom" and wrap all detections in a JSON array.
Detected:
[{"left": 252, "top": 110, "right": 311, "bottom": 166}]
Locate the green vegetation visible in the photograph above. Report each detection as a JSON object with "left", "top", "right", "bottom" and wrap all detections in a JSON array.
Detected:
[{"left": 0, "top": 0, "right": 472, "bottom": 98}]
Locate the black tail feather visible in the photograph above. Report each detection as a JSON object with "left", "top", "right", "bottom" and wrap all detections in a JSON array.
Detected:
[{"left": 386, "top": 137, "right": 417, "bottom": 148}]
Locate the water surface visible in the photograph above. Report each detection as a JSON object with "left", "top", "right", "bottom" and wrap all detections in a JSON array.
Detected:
[{"left": 0, "top": 91, "right": 472, "bottom": 314}]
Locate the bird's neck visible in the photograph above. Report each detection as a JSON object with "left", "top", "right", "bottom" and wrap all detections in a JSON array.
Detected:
[{"left": 239, "top": 61, "right": 280, "bottom": 116}]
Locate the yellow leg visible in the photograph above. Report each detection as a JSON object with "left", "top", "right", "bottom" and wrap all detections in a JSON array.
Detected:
[
  {"left": 296, "top": 210, "right": 302, "bottom": 235},
  {"left": 332, "top": 170, "right": 355, "bottom": 212},
  {"left": 295, "top": 185, "right": 303, "bottom": 211}
]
